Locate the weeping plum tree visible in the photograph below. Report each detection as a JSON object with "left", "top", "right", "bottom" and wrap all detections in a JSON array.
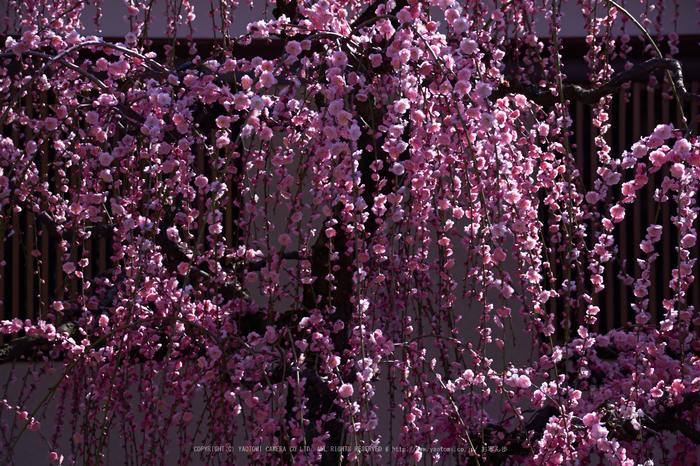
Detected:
[{"left": 0, "top": 0, "right": 699, "bottom": 464}]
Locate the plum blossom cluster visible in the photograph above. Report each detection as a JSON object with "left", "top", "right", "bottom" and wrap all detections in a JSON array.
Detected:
[{"left": 0, "top": 0, "right": 700, "bottom": 465}]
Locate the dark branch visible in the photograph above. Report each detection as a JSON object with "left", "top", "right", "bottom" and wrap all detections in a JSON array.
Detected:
[
  {"left": 494, "top": 58, "right": 700, "bottom": 107},
  {"left": 472, "top": 393, "right": 700, "bottom": 466},
  {"left": 0, "top": 322, "right": 79, "bottom": 364},
  {"left": 153, "top": 219, "right": 250, "bottom": 301},
  {"left": 11, "top": 184, "right": 113, "bottom": 242},
  {"left": 640, "top": 392, "right": 700, "bottom": 444}
]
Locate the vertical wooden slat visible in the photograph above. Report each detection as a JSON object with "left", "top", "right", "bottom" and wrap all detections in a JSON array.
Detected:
[
  {"left": 616, "top": 85, "right": 631, "bottom": 327},
  {"left": 0, "top": 237, "right": 4, "bottom": 345},
  {"left": 11, "top": 214, "right": 21, "bottom": 321},
  {"left": 24, "top": 93, "right": 35, "bottom": 321},
  {"left": 660, "top": 94, "right": 673, "bottom": 312},
  {"left": 40, "top": 90, "right": 50, "bottom": 317},
  {"left": 26, "top": 218, "right": 36, "bottom": 317},
  {"left": 226, "top": 175, "right": 234, "bottom": 249},
  {"left": 575, "top": 99, "right": 594, "bottom": 333},
  {"left": 602, "top": 98, "right": 614, "bottom": 333},
  {"left": 630, "top": 82, "right": 643, "bottom": 325},
  {"left": 646, "top": 85, "right": 658, "bottom": 324},
  {"left": 690, "top": 82, "right": 700, "bottom": 314},
  {"left": 0, "top": 263, "right": 3, "bottom": 345},
  {"left": 10, "top": 101, "right": 22, "bottom": 323},
  {"left": 69, "top": 162, "right": 78, "bottom": 301}
]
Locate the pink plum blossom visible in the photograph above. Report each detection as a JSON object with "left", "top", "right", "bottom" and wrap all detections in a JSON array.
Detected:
[
  {"left": 1, "top": 2, "right": 699, "bottom": 466},
  {"left": 338, "top": 384, "right": 353, "bottom": 398}
]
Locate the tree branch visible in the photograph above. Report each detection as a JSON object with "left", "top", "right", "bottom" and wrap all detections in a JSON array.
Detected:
[
  {"left": 0, "top": 322, "right": 79, "bottom": 364},
  {"left": 641, "top": 392, "right": 700, "bottom": 444},
  {"left": 11, "top": 184, "right": 114, "bottom": 242},
  {"left": 153, "top": 216, "right": 250, "bottom": 301},
  {"left": 494, "top": 58, "right": 700, "bottom": 107},
  {"left": 472, "top": 393, "right": 700, "bottom": 465}
]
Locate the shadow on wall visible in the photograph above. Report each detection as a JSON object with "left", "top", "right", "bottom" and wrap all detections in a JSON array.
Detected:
[
  {"left": 10, "top": 224, "right": 533, "bottom": 466},
  {"left": 1, "top": 362, "right": 245, "bottom": 465}
]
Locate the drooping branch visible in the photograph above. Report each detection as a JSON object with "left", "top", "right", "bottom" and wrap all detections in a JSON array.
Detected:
[
  {"left": 350, "top": 0, "right": 408, "bottom": 29},
  {"left": 0, "top": 322, "right": 79, "bottom": 364},
  {"left": 494, "top": 58, "right": 700, "bottom": 107},
  {"left": 638, "top": 392, "right": 700, "bottom": 444},
  {"left": 477, "top": 394, "right": 700, "bottom": 466},
  {"left": 153, "top": 221, "right": 250, "bottom": 301},
  {"left": 467, "top": 406, "right": 559, "bottom": 466},
  {"left": 11, "top": 184, "right": 114, "bottom": 242}
]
